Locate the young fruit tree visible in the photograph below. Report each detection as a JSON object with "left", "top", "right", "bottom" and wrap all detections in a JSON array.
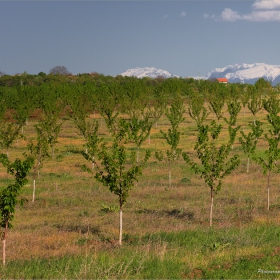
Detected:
[
  {"left": 239, "top": 120, "right": 263, "bottom": 173},
  {"left": 247, "top": 89, "right": 262, "bottom": 125},
  {"left": 188, "top": 95, "right": 209, "bottom": 126},
  {"left": 254, "top": 95, "right": 280, "bottom": 210},
  {"left": 0, "top": 121, "right": 22, "bottom": 157},
  {"left": 182, "top": 120, "right": 240, "bottom": 226},
  {"left": 224, "top": 98, "right": 241, "bottom": 127},
  {"left": 81, "top": 120, "right": 102, "bottom": 171},
  {"left": 68, "top": 92, "right": 101, "bottom": 167},
  {"left": 27, "top": 123, "right": 50, "bottom": 202},
  {"left": 155, "top": 98, "right": 186, "bottom": 187},
  {"left": 208, "top": 94, "right": 225, "bottom": 123},
  {"left": 0, "top": 154, "right": 34, "bottom": 265},
  {"left": 125, "top": 108, "right": 155, "bottom": 163},
  {"left": 94, "top": 120, "right": 151, "bottom": 245},
  {"left": 240, "top": 88, "right": 250, "bottom": 116},
  {"left": 40, "top": 96, "right": 64, "bottom": 159},
  {"left": 97, "top": 88, "right": 120, "bottom": 136}
]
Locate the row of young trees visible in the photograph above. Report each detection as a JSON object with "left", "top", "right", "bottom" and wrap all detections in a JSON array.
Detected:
[{"left": 0, "top": 76, "right": 279, "bottom": 263}]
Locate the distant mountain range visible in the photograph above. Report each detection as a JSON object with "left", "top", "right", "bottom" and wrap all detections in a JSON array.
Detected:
[
  {"left": 205, "top": 63, "right": 280, "bottom": 86},
  {"left": 120, "top": 67, "right": 178, "bottom": 79},
  {"left": 120, "top": 63, "right": 280, "bottom": 85}
]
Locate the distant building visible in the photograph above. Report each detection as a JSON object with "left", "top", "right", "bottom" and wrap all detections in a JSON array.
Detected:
[{"left": 215, "top": 78, "right": 228, "bottom": 84}]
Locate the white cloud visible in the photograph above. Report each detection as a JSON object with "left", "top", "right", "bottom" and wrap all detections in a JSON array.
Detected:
[
  {"left": 253, "top": 0, "right": 280, "bottom": 10},
  {"left": 221, "top": 8, "right": 242, "bottom": 21},
  {"left": 181, "top": 11, "right": 186, "bottom": 17},
  {"left": 214, "top": 0, "right": 280, "bottom": 22},
  {"left": 243, "top": 10, "right": 280, "bottom": 21}
]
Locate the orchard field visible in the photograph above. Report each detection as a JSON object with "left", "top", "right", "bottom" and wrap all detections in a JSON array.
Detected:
[{"left": 0, "top": 73, "right": 280, "bottom": 278}]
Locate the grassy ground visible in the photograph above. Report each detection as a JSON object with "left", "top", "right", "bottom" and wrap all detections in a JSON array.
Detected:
[{"left": 1, "top": 105, "right": 280, "bottom": 279}]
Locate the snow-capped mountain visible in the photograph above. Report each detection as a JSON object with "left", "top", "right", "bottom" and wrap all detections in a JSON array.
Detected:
[
  {"left": 120, "top": 64, "right": 280, "bottom": 85},
  {"left": 205, "top": 63, "right": 280, "bottom": 85},
  {"left": 120, "top": 67, "right": 178, "bottom": 79}
]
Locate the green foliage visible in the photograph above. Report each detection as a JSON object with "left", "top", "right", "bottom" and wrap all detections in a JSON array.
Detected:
[
  {"left": 253, "top": 94, "right": 280, "bottom": 210},
  {"left": 188, "top": 95, "right": 208, "bottom": 126},
  {"left": 0, "top": 121, "right": 22, "bottom": 155},
  {"left": 239, "top": 121, "right": 263, "bottom": 155},
  {"left": 184, "top": 121, "right": 240, "bottom": 193},
  {"left": 35, "top": 94, "right": 64, "bottom": 158},
  {"left": 255, "top": 136, "right": 280, "bottom": 175},
  {"left": 263, "top": 94, "right": 280, "bottom": 135},
  {"left": 239, "top": 120, "right": 263, "bottom": 172},
  {"left": 97, "top": 85, "right": 120, "bottom": 135},
  {"left": 240, "top": 90, "right": 250, "bottom": 111},
  {"left": 95, "top": 135, "right": 150, "bottom": 209},
  {"left": 208, "top": 94, "right": 225, "bottom": 122},
  {"left": 95, "top": 122, "right": 151, "bottom": 244},
  {"left": 126, "top": 109, "right": 154, "bottom": 148},
  {"left": 125, "top": 105, "right": 162, "bottom": 162},
  {"left": 263, "top": 94, "right": 280, "bottom": 116},
  {"left": 255, "top": 77, "right": 271, "bottom": 92},
  {"left": 82, "top": 121, "right": 102, "bottom": 163},
  {"left": 100, "top": 203, "right": 118, "bottom": 213},
  {"left": 224, "top": 99, "right": 241, "bottom": 126},
  {"left": 183, "top": 120, "right": 240, "bottom": 225},
  {"left": 0, "top": 154, "right": 34, "bottom": 231},
  {"left": 160, "top": 104, "right": 185, "bottom": 161},
  {"left": 247, "top": 88, "right": 262, "bottom": 121},
  {"left": 28, "top": 122, "right": 50, "bottom": 185},
  {"left": 155, "top": 98, "right": 186, "bottom": 187}
]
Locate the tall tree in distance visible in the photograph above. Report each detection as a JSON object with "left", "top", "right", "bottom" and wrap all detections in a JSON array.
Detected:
[{"left": 49, "top": 66, "right": 71, "bottom": 76}]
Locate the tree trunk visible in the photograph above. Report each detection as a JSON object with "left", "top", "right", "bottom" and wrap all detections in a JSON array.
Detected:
[
  {"left": 210, "top": 189, "right": 214, "bottom": 227},
  {"left": 137, "top": 146, "right": 140, "bottom": 163},
  {"left": 246, "top": 157, "right": 250, "bottom": 173},
  {"left": 168, "top": 160, "right": 172, "bottom": 187},
  {"left": 119, "top": 205, "right": 123, "bottom": 246},
  {"left": 267, "top": 172, "right": 270, "bottom": 211},
  {"left": 2, "top": 222, "right": 8, "bottom": 266},
  {"left": 32, "top": 179, "right": 36, "bottom": 203},
  {"left": 2, "top": 239, "right": 5, "bottom": 266}
]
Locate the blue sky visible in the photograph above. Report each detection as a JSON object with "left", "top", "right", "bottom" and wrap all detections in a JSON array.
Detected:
[{"left": 1, "top": 0, "right": 280, "bottom": 77}]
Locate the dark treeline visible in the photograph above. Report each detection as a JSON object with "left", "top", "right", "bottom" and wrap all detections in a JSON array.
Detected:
[{"left": 0, "top": 72, "right": 276, "bottom": 119}]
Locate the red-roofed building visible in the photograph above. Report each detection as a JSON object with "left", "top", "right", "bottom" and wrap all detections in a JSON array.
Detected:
[{"left": 215, "top": 78, "right": 228, "bottom": 84}]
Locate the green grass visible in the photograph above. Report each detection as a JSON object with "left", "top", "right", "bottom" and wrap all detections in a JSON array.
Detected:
[{"left": 1, "top": 224, "right": 280, "bottom": 279}]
